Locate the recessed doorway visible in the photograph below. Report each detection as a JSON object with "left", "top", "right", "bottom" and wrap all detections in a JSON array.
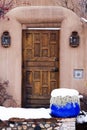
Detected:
[{"left": 22, "top": 29, "right": 60, "bottom": 108}]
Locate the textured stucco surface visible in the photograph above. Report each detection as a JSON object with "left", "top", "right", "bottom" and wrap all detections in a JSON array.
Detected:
[{"left": 0, "top": 6, "right": 86, "bottom": 106}]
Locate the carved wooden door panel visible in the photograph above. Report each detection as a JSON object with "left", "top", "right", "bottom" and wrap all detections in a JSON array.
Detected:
[{"left": 22, "top": 30, "right": 59, "bottom": 108}]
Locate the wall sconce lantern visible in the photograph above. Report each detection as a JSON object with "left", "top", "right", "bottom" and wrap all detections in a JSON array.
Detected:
[
  {"left": 1, "top": 31, "right": 11, "bottom": 48},
  {"left": 69, "top": 31, "right": 80, "bottom": 47}
]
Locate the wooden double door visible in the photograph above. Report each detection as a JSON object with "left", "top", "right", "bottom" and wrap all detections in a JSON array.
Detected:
[{"left": 22, "top": 29, "right": 59, "bottom": 108}]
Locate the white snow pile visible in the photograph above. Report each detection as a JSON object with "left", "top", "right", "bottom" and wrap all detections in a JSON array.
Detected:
[
  {"left": 51, "top": 88, "right": 79, "bottom": 97},
  {"left": 0, "top": 106, "right": 51, "bottom": 121},
  {"left": 76, "top": 111, "right": 87, "bottom": 124}
]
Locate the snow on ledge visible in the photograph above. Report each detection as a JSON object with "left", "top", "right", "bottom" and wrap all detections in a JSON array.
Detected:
[
  {"left": 0, "top": 106, "right": 51, "bottom": 121},
  {"left": 81, "top": 17, "right": 87, "bottom": 23}
]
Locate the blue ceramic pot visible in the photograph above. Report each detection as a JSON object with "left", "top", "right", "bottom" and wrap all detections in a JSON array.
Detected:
[{"left": 50, "top": 102, "right": 80, "bottom": 118}]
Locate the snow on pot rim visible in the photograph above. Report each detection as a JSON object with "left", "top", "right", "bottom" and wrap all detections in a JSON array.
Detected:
[
  {"left": 51, "top": 88, "right": 79, "bottom": 97},
  {"left": 50, "top": 88, "right": 80, "bottom": 107}
]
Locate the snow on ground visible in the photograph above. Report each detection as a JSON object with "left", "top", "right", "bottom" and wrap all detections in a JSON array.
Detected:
[
  {"left": 0, "top": 106, "right": 51, "bottom": 120},
  {"left": 0, "top": 88, "right": 86, "bottom": 123},
  {"left": 0, "top": 106, "right": 87, "bottom": 124},
  {"left": 76, "top": 111, "right": 87, "bottom": 124}
]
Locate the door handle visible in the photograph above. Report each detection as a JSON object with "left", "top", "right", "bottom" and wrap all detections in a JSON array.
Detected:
[
  {"left": 51, "top": 67, "right": 58, "bottom": 72},
  {"left": 55, "top": 57, "right": 59, "bottom": 61}
]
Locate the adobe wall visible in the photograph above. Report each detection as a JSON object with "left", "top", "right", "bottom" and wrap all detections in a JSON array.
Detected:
[{"left": 0, "top": 6, "right": 85, "bottom": 107}]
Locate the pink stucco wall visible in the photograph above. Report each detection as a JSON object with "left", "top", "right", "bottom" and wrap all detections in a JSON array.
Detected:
[{"left": 0, "top": 6, "right": 86, "bottom": 107}]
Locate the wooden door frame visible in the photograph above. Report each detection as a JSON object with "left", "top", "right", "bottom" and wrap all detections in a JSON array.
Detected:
[{"left": 22, "top": 28, "right": 60, "bottom": 107}]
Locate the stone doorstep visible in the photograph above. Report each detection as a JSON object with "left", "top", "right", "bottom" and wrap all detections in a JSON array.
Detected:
[{"left": 0, "top": 118, "right": 76, "bottom": 130}]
